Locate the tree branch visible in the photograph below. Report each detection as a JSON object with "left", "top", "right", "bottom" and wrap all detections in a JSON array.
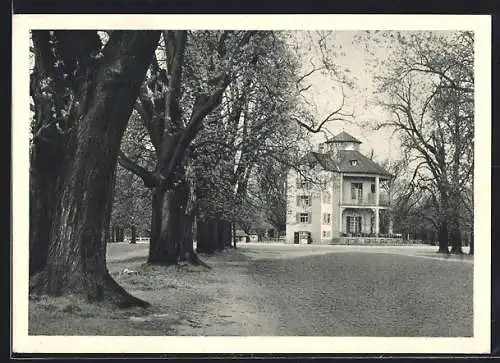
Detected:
[{"left": 118, "top": 150, "right": 157, "bottom": 188}]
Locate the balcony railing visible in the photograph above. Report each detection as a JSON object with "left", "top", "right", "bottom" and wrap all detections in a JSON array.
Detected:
[{"left": 341, "top": 193, "right": 390, "bottom": 207}]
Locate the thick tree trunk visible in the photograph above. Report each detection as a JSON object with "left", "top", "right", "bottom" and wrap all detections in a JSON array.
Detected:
[
  {"left": 178, "top": 213, "right": 194, "bottom": 262},
  {"left": 219, "top": 220, "right": 232, "bottom": 249},
  {"left": 103, "top": 166, "right": 117, "bottom": 244},
  {"left": 197, "top": 218, "right": 218, "bottom": 254},
  {"left": 148, "top": 186, "right": 167, "bottom": 263},
  {"left": 148, "top": 179, "right": 202, "bottom": 265},
  {"left": 149, "top": 183, "right": 183, "bottom": 265},
  {"left": 29, "top": 160, "right": 58, "bottom": 275},
  {"left": 215, "top": 219, "right": 225, "bottom": 251},
  {"left": 159, "top": 187, "right": 183, "bottom": 265},
  {"left": 449, "top": 217, "right": 463, "bottom": 254},
  {"left": 29, "top": 31, "right": 161, "bottom": 307}
]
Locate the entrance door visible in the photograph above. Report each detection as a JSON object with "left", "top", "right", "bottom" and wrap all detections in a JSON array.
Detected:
[
  {"left": 298, "top": 231, "right": 310, "bottom": 244},
  {"left": 294, "top": 232, "right": 299, "bottom": 244}
]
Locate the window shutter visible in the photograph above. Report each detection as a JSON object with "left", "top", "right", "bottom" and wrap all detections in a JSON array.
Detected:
[
  {"left": 308, "top": 212, "right": 312, "bottom": 224},
  {"left": 296, "top": 196, "right": 300, "bottom": 206},
  {"left": 296, "top": 213, "right": 299, "bottom": 223}
]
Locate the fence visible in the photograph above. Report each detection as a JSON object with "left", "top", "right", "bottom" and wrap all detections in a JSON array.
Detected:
[{"left": 330, "top": 237, "right": 424, "bottom": 246}]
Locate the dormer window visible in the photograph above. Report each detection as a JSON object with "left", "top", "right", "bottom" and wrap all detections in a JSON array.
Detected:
[{"left": 350, "top": 159, "right": 358, "bottom": 166}]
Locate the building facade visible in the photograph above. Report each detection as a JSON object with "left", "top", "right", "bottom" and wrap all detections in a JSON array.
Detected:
[{"left": 285, "top": 132, "right": 392, "bottom": 244}]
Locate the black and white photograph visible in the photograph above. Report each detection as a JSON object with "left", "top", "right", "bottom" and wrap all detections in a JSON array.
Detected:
[{"left": 12, "top": 14, "right": 491, "bottom": 354}]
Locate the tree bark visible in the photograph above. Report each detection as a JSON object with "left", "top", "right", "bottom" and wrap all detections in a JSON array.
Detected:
[
  {"left": 449, "top": 201, "right": 463, "bottom": 254},
  {"left": 437, "top": 218, "right": 449, "bottom": 253},
  {"left": 149, "top": 182, "right": 184, "bottom": 265},
  {"left": 148, "top": 186, "right": 168, "bottom": 263},
  {"left": 147, "top": 178, "right": 204, "bottom": 265},
  {"left": 130, "top": 226, "right": 137, "bottom": 244},
  {"left": 219, "top": 220, "right": 232, "bottom": 249},
  {"left": 470, "top": 230, "right": 474, "bottom": 255},
  {"left": 232, "top": 223, "right": 237, "bottom": 249},
  {"left": 197, "top": 218, "right": 218, "bottom": 254},
  {"left": 29, "top": 31, "right": 161, "bottom": 307}
]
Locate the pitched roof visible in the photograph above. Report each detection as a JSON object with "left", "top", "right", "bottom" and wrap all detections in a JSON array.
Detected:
[
  {"left": 325, "top": 131, "right": 362, "bottom": 144},
  {"left": 337, "top": 150, "right": 391, "bottom": 177},
  {"left": 300, "top": 150, "right": 391, "bottom": 178},
  {"left": 302, "top": 152, "right": 340, "bottom": 172}
]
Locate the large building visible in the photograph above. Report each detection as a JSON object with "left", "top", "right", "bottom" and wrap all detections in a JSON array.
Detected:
[{"left": 285, "top": 131, "right": 392, "bottom": 244}]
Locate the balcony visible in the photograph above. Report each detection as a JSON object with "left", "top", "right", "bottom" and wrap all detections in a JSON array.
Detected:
[{"left": 341, "top": 193, "right": 390, "bottom": 207}]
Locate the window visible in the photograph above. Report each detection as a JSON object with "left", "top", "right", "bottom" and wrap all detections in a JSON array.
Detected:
[
  {"left": 297, "top": 195, "right": 311, "bottom": 207},
  {"left": 323, "top": 191, "right": 331, "bottom": 204},
  {"left": 351, "top": 182, "right": 363, "bottom": 200},
  {"left": 350, "top": 159, "right": 358, "bottom": 166},
  {"left": 371, "top": 184, "right": 375, "bottom": 193},
  {"left": 346, "top": 216, "right": 362, "bottom": 233},
  {"left": 322, "top": 213, "right": 331, "bottom": 224},
  {"left": 299, "top": 213, "right": 310, "bottom": 223},
  {"left": 322, "top": 230, "right": 331, "bottom": 238}
]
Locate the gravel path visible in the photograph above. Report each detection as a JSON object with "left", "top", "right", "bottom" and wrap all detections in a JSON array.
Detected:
[{"left": 239, "top": 244, "right": 473, "bottom": 336}]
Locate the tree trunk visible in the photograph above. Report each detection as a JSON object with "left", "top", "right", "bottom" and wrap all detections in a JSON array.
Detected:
[
  {"left": 103, "top": 165, "right": 117, "bottom": 244},
  {"left": 148, "top": 186, "right": 168, "bottom": 263},
  {"left": 222, "top": 220, "right": 233, "bottom": 248},
  {"left": 29, "top": 31, "right": 161, "bottom": 308},
  {"left": 104, "top": 227, "right": 110, "bottom": 244},
  {"left": 115, "top": 227, "right": 122, "bottom": 242},
  {"left": 197, "top": 218, "right": 218, "bottom": 254},
  {"left": 215, "top": 219, "right": 227, "bottom": 251},
  {"left": 159, "top": 186, "right": 184, "bottom": 265},
  {"left": 148, "top": 179, "right": 200, "bottom": 265},
  {"left": 130, "top": 226, "right": 137, "bottom": 244},
  {"left": 437, "top": 219, "right": 449, "bottom": 253},
  {"left": 449, "top": 215, "right": 463, "bottom": 254},
  {"left": 178, "top": 212, "right": 194, "bottom": 262},
  {"left": 469, "top": 230, "right": 474, "bottom": 255},
  {"left": 232, "top": 222, "right": 237, "bottom": 249},
  {"left": 29, "top": 161, "right": 57, "bottom": 275},
  {"left": 449, "top": 193, "right": 463, "bottom": 254}
]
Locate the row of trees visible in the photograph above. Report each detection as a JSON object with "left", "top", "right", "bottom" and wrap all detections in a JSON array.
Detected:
[{"left": 28, "top": 30, "right": 351, "bottom": 307}]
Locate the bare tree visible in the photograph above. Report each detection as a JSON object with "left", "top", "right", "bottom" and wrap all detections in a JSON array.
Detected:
[{"left": 371, "top": 31, "right": 473, "bottom": 254}]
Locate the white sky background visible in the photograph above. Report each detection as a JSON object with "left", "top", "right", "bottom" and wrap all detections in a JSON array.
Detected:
[{"left": 292, "top": 31, "right": 399, "bottom": 164}]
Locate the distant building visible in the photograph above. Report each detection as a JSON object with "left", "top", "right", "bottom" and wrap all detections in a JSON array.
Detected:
[{"left": 285, "top": 131, "right": 392, "bottom": 244}]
